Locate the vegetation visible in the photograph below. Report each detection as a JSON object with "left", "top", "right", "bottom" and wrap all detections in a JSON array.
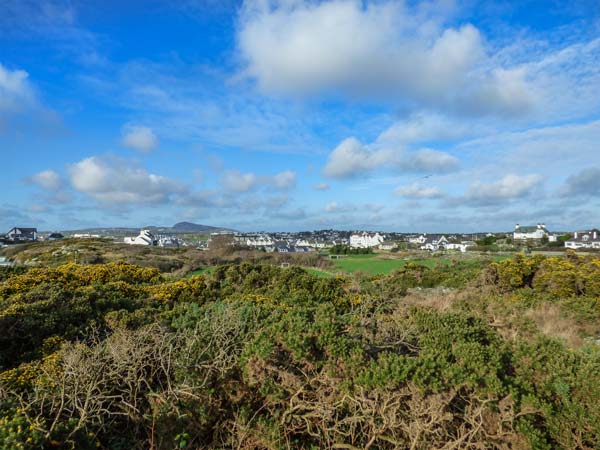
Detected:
[
  {"left": 2, "top": 251, "right": 600, "bottom": 449},
  {"left": 329, "top": 244, "right": 373, "bottom": 255}
]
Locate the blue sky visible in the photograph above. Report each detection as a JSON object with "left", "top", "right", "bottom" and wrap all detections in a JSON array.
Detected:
[{"left": 1, "top": 0, "right": 600, "bottom": 232}]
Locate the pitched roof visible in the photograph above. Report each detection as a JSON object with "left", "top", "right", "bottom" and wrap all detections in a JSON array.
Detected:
[{"left": 567, "top": 230, "right": 600, "bottom": 242}]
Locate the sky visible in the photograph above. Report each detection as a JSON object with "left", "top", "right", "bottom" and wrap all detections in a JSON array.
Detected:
[{"left": 1, "top": 0, "right": 600, "bottom": 233}]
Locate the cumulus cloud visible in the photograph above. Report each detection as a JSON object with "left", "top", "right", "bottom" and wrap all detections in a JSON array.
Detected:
[
  {"left": 323, "top": 137, "right": 395, "bottom": 178},
  {"left": 324, "top": 137, "right": 458, "bottom": 178},
  {"left": 394, "top": 183, "right": 443, "bottom": 199},
  {"left": 324, "top": 202, "right": 349, "bottom": 213},
  {"left": 69, "top": 156, "right": 185, "bottom": 204},
  {"left": 220, "top": 169, "right": 297, "bottom": 192},
  {"left": 26, "top": 170, "right": 63, "bottom": 190},
  {"left": 0, "top": 62, "right": 60, "bottom": 133},
  {"left": 399, "top": 149, "right": 459, "bottom": 173},
  {"left": 560, "top": 168, "right": 600, "bottom": 197},
  {"left": 220, "top": 170, "right": 258, "bottom": 192},
  {"left": 466, "top": 174, "right": 542, "bottom": 204},
  {"left": 0, "top": 63, "right": 36, "bottom": 114},
  {"left": 238, "top": 0, "right": 534, "bottom": 116},
  {"left": 272, "top": 170, "right": 296, "bottom": 190},
  {"left": 121, "top": 125, "right": 159, "bottom": 153}
]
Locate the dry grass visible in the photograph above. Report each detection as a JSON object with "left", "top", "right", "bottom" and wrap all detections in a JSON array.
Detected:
[{"left": 524, "top": 303, "right": 584, "bottom": 348}]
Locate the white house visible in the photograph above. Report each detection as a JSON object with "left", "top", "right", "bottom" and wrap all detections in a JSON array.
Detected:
[
  {"left": 445, "top": 241, "right": 476, "bottom": 253},
  {"left": 350, "top": 232, "right": 385, "bottom": 248},
  {"left": 6, "top": 227, "right": 37, "bottom": 242},
  {"left": 379, "top": 241, "right": 398, "bottom": 251},
  {"left": 514, "top": 223, "right": 554, "bottom": 241},
  {"left": 124, "top": 229, "right": 156, "bottom": 246},
  {"left": 408, "top": 235, "right": 428, "bottom": 245},
  {"left": 245, "top": 234, "right": 274, "bottom": 247},
  {"left": 420, "top": 235, "right": 448, "bottom": 252},
  {"left": 565, "top": 230, "right": 600, "bottom": 249}
]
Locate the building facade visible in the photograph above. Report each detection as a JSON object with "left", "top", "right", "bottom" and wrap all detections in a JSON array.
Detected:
[
  {"left": 565, "top": 230, "right": 600, "bottom": 249},
  {"left": 350, "top": 232, "right": 385, "bottom": 248}
]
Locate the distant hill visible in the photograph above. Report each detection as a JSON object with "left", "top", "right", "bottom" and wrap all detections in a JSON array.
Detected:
[
  {"left": 171, "top": 222, "right": 226, "bottom": 232},
  {"left": 57, "top": 222, "right": 234, "bottom": 236}
]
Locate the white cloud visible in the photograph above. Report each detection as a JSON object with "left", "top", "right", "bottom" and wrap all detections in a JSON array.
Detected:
[
  {"left": 376, "top": 112, "right": 474, "bottom": 146},
  {"left": 238, "top": 0, "right": 534, "bottom": 116},
  {"left": 323, "top": 137, "right": 395, "bottom": 178},
  {"left": 220, "top": 169, "right": 298, "bottom": 192},
  {"left": 27, "top": 170, "right": 63, "bottom": 190},
  {"left": 121, "top": 125, "right": 159, "bottom": 153},
  {"left": 69, "top": 156, "right": 185, "bottom": 204},
  {"left": 220, "top": 170, "right": 258, "bottom": 192},
  {"left": 399, "top": 148, "right": 459, "bottom": 173},
  {"left": 324, "top": 202, "right": 347, "bottom": 213},
  {"left": 394, "top": 183, "right": 443, "bottom": 199},
  {"left": 324, "top": 137, "right": 458, "bottom": 178},
  {"left": 272, "top": 170, "right": 296, "bottom": 190},
  {"left": 466, "top": 174, "right": 542, "bottom": 203},
  {"left": 0, "top": 63, "right": 36, "bottom": 114}
]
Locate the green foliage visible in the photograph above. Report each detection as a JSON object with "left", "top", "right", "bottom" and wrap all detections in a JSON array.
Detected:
[
  {"left": 1, "top": 257, "right": 600, "bottom": 448},
  {"left": 329, "top": 244, "right": 373, "bottom": 255}
]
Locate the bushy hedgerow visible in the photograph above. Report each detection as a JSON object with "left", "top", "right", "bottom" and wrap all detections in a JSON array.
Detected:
[{"left": 2, "top": 259, "right": 600, "bottom": 449}]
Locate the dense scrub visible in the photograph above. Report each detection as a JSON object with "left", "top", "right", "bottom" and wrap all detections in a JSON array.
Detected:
[{"left": 1, "top": 255, "right": 600, "bottom": 449}]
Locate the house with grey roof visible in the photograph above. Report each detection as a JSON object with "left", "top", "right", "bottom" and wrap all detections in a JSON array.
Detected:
[
  {"left": 513, "top": 224, "right": 557, "bottom": 242},
  {"left": 421, "top": 235, "right": 448, "bottom": 252},
  {"left": 6, "top": 227, "right": 37, "bottom": 242},
  {"left": 565, "top": 230, "right": 600, "bottom": 249}
]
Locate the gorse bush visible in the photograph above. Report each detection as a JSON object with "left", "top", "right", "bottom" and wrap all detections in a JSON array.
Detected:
[
  {"left": 484, "top": 252, "right": 600, "bottom": 297},
  {"left": 1, "top": 257, "right": 600, "bottom": 449}
]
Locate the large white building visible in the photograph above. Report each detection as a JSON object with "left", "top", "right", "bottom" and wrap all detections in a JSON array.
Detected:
[
  {"left": 565, "top": 230, "right": 600, "bottom": 249},
  {"left": 350, "top": 232, "right": 384, "bottom": 248},
  {"left": 514, "top": 224, "right": 556, "bottom": 241},
  {"left": 124, "top": 229, "right": 156, "bottom": 246}
]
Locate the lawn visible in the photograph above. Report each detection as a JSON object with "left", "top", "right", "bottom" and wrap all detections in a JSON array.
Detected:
[
  {"left": 186, "top": 266, "right": 215, "bottom": 277},
  {"left": 329, "top": 254, "right": 452, "bottom": 275}
]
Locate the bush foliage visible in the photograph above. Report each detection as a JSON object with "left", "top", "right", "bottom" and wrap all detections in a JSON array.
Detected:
[{"left": 1, "top": 255, "right": 600, "bottom": 449}]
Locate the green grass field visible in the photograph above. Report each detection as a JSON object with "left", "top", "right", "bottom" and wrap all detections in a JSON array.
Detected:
[
  {"left": 329, "top": 254, "right": 452, "bottom": 275},
  {"left": 186, "top": 253, "right": 516, "bottom": 278},
  {"left": 186, "top": 266, "right": 215, "bottom": 277}
]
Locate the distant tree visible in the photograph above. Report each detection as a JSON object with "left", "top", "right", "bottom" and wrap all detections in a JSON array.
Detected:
[{"left": 476, "top": 236, "right": 497, "bottom": 246}]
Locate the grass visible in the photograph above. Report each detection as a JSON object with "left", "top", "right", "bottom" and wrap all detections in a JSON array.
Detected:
[
  {"left": 304, "top": 268, "right": 335, "bottom": 278},
  {"left": 330, "top": 254, "right": 453, "bottom": 275},
  {"left": 186, "top": 266, "right": 215, "bottom": 277},
  {"left": 183, "top": 253, "right": 517, "bottom": 278}
]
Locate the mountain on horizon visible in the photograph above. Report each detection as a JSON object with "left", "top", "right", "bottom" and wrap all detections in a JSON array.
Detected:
[
  {"left": 170, "top": 221, "right": 231, "bottom": 233},
  {"left": 57, "top": 222, "right": 234, "bottom": 235}
]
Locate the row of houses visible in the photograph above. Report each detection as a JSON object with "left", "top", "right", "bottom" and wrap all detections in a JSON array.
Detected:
[
  {"left": 513, "top": 223, "right": 600, "bottom": 249},
  {"left": 230, "top": 232, "right": 346, "bottom": 251},
  {"left": 407, "top": 234, "right": 476, "bottom": 252}
]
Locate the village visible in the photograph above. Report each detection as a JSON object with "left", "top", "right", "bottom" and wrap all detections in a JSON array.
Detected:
[{"left": 1, "top": 223, "right": 599, "bottom": 254}]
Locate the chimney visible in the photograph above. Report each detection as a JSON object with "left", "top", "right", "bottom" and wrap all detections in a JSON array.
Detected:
[
  {"left": 594, "top": 231, "right": 597, "bottom": 240},
  {"left": 574, "top": 231, "right": 578, "bottom": 239}
]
